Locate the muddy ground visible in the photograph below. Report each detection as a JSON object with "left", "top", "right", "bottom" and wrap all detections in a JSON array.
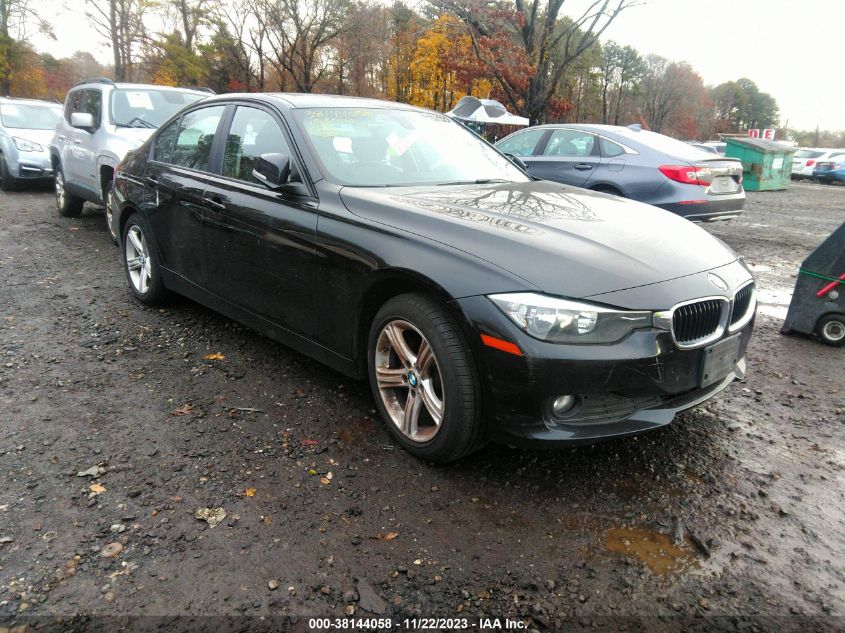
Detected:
[{"left": 0, "top": 182, "right": 843, "bottom": 632}]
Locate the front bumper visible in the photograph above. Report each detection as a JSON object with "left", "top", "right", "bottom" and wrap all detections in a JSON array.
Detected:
[
  {"left": 9, "top": 151, "right": 53, "bottom": 181},
  {"left": 456, "top": 285, "right": 754, "bottom": 447}
]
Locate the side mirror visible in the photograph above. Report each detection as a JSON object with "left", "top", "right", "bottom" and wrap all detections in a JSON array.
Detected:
[
  {"left": 504, "top": 152, "right": 528, "bottom": 171},
  {"left": 71, "top": 112, "right": 95, "bottom": 131},
  {"left": 252, "top": 153, "right": 291, "bottom": 190}
]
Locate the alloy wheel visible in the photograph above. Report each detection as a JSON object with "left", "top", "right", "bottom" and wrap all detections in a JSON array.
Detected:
[
  {"left": 374, "top": 319, "right": 444, "bottom": 442},
  {"left": 125, "top": 225, "right": 152, "bottom": 295}
]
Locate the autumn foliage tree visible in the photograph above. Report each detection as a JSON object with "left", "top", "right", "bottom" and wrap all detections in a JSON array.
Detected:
[{"left": 437, "top": 0, "right": 637, "bottom": 123}]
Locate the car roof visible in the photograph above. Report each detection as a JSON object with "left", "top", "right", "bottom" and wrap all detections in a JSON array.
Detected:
[
  {"left": 0, "top": 97, "right": 62, "bottom": 108},
  {"left": 195, "top": 92, "right": 431, "bottom": 112}
]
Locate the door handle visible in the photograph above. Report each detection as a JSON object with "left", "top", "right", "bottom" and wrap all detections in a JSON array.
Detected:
[
  {"left": 203, "top": 195, "right": 226, "bottom": 211},
  {"left": 57, "top": 134, "right": 66, "bottom": 141},
  {"left": 574, "top": 163, "right": 593, "bottom": 171},
  {"left": 143, "top": 175, "right": 158, "bottom": 186}
]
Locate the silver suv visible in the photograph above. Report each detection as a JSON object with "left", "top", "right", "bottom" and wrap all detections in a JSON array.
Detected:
[{"left": 50, "top": 78, "right": 209, "bottom": 240}]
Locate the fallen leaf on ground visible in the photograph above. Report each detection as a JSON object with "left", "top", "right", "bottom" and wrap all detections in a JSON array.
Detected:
[
  {"left": 203, "top": 353, "right": 225, "bottom": 360},
  {"left": 319, "top": 477, "right": 330, "bottom": 485},
  {"left": 372, "top": 532, "right": 399, "bottom": 540},
  {"left": 194, "top": 507, "right": 226, "bottom": 528},
  {"left": 244, "top": 488, "right": 256, "bottom": 497},
  {"left": 301, "top": 439, "right": 319, "bottom": 446},
  {"left": 89, "top": 483, "right": 106, "bottom": 495},
  {"left": 172, "top": 404, "right": 194, "bottom": 416}
]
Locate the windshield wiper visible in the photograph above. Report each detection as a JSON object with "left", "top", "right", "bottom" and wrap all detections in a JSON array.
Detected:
[
  {"left": 117, "top": 117, "right": 156, "bottom": 129},
  {"left": 436, "top": 178, "right": 510, "bottom": 186}
]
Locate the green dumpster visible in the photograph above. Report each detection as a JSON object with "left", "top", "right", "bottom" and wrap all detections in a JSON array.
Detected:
[{"left": 724, "top": 137, "right": 795, "bottom": 191}]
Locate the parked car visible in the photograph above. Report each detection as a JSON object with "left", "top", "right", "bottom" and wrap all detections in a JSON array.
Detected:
[
  {"left": 110, "top": 94, "right": 755, "bottom": 462},
  {"left": 792, "top": 148, "right": 845, "bottom": 180},
  {"left": 689, "top": 141, "right": 726, "bottom": 155},
  {"left": 0, "top": 97, "right": 63, "bottom": 191},
  {"left": 49, "top": 78, "right": 210, "bottom": 241},
  {"left": 812, "top": 158, "right": 845, "bottom": 184},
  {"left": 495, "top": 124, "right": 745, "bottom": 221}
]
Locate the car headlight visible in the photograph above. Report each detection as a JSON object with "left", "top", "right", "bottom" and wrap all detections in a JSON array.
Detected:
[
  {"left": 12, "top": 137, "right": 43, "bottom": 152},
  {"left": 488, "top": 292, "right": 652, "bottom": 344}
]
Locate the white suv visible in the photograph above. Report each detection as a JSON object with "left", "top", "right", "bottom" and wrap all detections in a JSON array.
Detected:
[{"left": 49, "top": 78, "right": 209, "bottom": 240}]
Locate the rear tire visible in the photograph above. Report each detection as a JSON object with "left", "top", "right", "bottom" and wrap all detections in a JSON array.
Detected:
[
  {"left": 816, "top": 314, "right": 845, "bottom": 347},
  {"left": 122, "top": 212, "right": 168, "bottom": 305},
  {"left": 368, "top": 293, "right": 486, "bottom": 462},
  {"left": 55, "top": 164, "right": 84, "bottom": 217}
]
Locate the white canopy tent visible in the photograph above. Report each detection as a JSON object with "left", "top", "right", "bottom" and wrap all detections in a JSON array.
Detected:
[{"left": 446, "top": 96, "right": 529, "bottom": 127}]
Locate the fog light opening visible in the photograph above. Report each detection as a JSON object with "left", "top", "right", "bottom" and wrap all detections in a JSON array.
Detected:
[{"left": 551, "top": 395, "right": 577, "bottom": 417}]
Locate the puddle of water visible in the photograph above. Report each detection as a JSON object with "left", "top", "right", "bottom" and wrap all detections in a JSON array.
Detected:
[{"left": 603, "top": 526, "right": 698, "bottom": 575}]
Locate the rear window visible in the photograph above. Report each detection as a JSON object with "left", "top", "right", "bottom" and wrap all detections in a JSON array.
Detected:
[
  {"left": 622, "top": 129, "right": 713, "bottom": 160},
  {"left": 795, "top": 150, "right": 825, "bottom": 159}
]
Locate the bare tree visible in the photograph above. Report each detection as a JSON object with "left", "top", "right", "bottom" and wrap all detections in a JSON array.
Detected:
[
  {"left": 86, "top": 0, "right": 149, "bottom": 81},
  {"left": 168, "top": 0, "right": 208, "bottom": 52},
  {"left": 258, "top": 0, "right": 349, "bottom": 93},
  {"left": 439, "top": 0, "right": 638, "bottom": 124}
]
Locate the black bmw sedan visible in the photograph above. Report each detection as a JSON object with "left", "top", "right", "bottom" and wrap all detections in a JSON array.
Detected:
[{"left": 111, "top": 94, "right": 756, "bottom": 462}]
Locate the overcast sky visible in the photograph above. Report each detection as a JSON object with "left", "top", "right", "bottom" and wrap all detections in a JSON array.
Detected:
[{"left": 32, "top": 0, "right": 842, "bottom": 131}]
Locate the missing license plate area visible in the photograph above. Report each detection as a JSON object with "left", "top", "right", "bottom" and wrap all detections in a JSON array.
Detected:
[
  {"left": 700, "top": 334, "right": 741, "bottom": 388},
  {"left": 710, "top": 176, "right": 738, "bottom": 194}
]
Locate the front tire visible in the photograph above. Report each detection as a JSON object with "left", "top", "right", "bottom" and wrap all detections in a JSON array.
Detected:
[
  {"left": 0, "top": 153, "right": 17, "bottom": 191},
  {"left": 368, "top": 293, "right": 486, "bottom": 462},
  {"left": 816, "top": 314, "right": 845, "bottom": 347},
  {"left": 122, "top": 212, "right": 168, "bottom": 305},
  {"left": 55, "top": 164, "right": 84, "bottom": 217}
]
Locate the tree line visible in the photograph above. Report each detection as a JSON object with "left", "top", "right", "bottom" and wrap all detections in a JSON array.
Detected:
[{"left": 0, "top": 0, "right": 823, "bottom": 143}]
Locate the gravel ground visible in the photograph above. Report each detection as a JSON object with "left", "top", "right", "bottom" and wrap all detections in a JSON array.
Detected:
[{"left": 0, "top": 182, "right": 843, "bottom": 632}]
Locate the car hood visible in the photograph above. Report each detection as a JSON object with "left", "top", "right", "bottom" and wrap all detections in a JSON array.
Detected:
[
  {"left": 116, "top": 128, "right": 156, "bottom": 147},
  {"left": 339, "top": 180, "right": 737, "bottom": 298},
  {"left": 9, "top": 129, "right": 54, "bottom": 147}
]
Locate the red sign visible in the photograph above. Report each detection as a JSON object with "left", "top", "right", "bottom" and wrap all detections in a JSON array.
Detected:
[
  {"left": 748, "top": 129, "right": 760, "bottom": 138},
  {"left": 763, "top": 128, "right": 775, "bottom": 140}
]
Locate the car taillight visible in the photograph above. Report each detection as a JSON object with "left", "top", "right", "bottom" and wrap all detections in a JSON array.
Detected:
[
  {"left": 658, "top": 165, "right": 713, "bottom": 186},
  {"left": 806, "top": 160, "right": 816, "bottom": 167}
]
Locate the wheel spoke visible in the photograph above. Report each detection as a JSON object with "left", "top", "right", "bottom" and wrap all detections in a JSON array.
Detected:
[
  {"left": 128, "top": 230, "right": 144, "bottom": 254},
  {"left": 376, "top": 366, "right": 406, "bottom": 389},
  {"left": 419, "top": 381, "right": 443, "bottom": 424},
  {"left": 416, "top": 339, "right": 434, "bottom": 372},
  {"left": 402, "top": 390, "right": 422, "bottom": 437},
  {"left": 385, "top": 323, "right": 416, "bottom": 367}
]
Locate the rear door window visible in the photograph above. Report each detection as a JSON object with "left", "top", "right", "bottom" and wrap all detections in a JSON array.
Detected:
[
  {"left": 170, "top": 106, "right": 226, "bottom": 172},
  {"left": 600, "top": 138, "right": 625, "bottom": 158},
  {"left": 543, "top": 129, "right": 597, "bottom": 157}
]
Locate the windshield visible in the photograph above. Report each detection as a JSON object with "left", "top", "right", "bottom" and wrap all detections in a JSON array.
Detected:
[
  {"left": 293, "top": 107, "right": 530, "bottom": 187},
  {"left": 620, "top": 129, "right": 716, "bottom": 161},
  {"left": 110, "top": 89, "right": 206, "bottom": 129},
  {"left": 0, "top": 103, "right": 62, "bottom": 130},
  {"left": 795, "top": 149, "right": 825, "bottom": 159}
]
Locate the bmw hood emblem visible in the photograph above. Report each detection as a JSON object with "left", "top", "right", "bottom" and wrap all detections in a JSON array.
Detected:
[{"left": 707, "top": 273, "right": 729, "bottom": 292}]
